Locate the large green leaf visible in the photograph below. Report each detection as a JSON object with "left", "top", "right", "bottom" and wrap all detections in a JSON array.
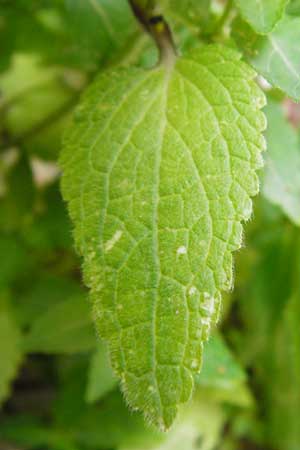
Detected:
[
  {"left": 234, "top": 0, "right": 289, "bottom": 33},
  {"left": 263, "top": 99, "right": 300, "bottom": 225},
  {"left": 60, "top": 44, "right": 266, "bottom": 429},
  {"left": 232, "top": 16, "right": 300, "bottom": 101}
]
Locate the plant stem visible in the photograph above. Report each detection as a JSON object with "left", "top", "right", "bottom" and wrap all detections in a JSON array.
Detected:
[
  {"left": 213, "top": 0, "right": 234, "bottom": 35},
  {"left": 128, "top": 0, "right": 176, "bottom": 65}
]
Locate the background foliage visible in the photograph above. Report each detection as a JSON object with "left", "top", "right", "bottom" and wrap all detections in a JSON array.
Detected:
[{"left": 0, "top": 0, "right": 300, "bottom": 449}]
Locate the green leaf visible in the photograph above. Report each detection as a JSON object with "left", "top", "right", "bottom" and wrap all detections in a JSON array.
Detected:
[
  {"left": 161, "top": 0, "right": 211, "bottom": 28},
  {"left": 0, "top": 54, "right": 77, "bottom": 140},
  {"left": 0, "top": 415, "right": 79, "bottom": 450},
  {"left": 234, "top": 0, "right": 289, "bottom": 33},
  {"left": 14, "top": 276, "right": 84, "bottom": 327},
  {"left": 0, "top": 235, "right": 28, "bottom": 288},
  {"left": 54, "top": 356, "right": 90, "bottom": 427},
  {"left": 0, "top": 153, "right": 35, "bottom": 232},
  {"left": 62, "top": 0, "right": 150, "bottom": 70},
  {"left": 86, "top": 343, "right": 117, "bottom": 403},
  {"left": 22, "top": 182, "right": 74, "bottom": 252},
  {"left": 60, "top": 44, "right": 266, "bottom": 429},
  {"left": 287, "top": 0, "right": 300, "bottom": 15},
  {"left": 120, "top": 398, "right": 225, "bottom": 450},
  {"left": 263, "top": 99, "right": 300, "bottom": 225},
  {"left": 196, "top": 333, "right": 246, "bottom": 390},
  {"left": 265, "top": 293, "right": 300, "bottom": 450},
  {"left": 232, "top": 16, "right": 300, "bottom": 101},
  {"left": 0, "top": 3, "right": 56, "bottom": 72},
  {"left": 0, "top": 297, "right": 22, "bottom": 405},
  {"left": 196, "top": 334, "right": 252, "bottom": 408},
  {"left": 0, "top": 0, "right": 152, "bottom": 71},
  {"left": 24, "top": 294, "right": 95, "bottom": 354}
]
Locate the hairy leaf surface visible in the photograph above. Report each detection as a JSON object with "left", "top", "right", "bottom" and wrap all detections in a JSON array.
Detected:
[
  {"left": 234, "top": 0, "right": 289, "bottom": 33},
  {"left": 60, "top": 45, "right": 266, "bottom": 429}
]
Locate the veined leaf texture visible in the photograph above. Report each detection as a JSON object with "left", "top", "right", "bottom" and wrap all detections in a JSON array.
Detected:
[{"left": 60, "top": 45, "right": 266, "bottom": 429}]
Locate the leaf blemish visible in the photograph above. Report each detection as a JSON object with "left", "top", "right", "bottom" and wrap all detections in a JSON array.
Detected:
[{"left": 104, "top": 230, "right": 123, "bottom": 253}]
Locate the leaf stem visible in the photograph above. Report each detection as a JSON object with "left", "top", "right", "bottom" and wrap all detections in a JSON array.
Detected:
[
  {"left": 128, "top": 0, "right": 177, "bottom": 66},
  {"left": 213, "top": 0, "right": 234, "bottom": 35}
]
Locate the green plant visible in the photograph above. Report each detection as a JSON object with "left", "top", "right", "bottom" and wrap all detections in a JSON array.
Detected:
[{"left": 1, "top": 1, "right": 300, "bottom": 449}]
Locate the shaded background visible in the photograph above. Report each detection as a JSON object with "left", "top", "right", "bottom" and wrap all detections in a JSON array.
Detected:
[{"left": 0, "top": 1, "right": 300, "bottom": 449}]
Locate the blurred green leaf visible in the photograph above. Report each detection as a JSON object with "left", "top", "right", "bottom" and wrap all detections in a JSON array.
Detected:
[
  {"left": 196, "top": 334, "right": 246, "bottom": 390},
  {"left": 0, "top": 0, "right": 141, "bottom": 72},
  {"left": 162, "top": 0, "right": 211, "bottom": 28},
  {"left": 86, "top": 342, "right": 117, "bottom": 403},
  {"left": 14, "top": 276, "right": 84, "bottom": 327},
  {"left": 233, "top": 208, "right": 300, "bottom": 448},
  {"left": 234, "top": 0, "right": 289, "bottom": 33},
  {"left": 0, "top": 297, "right": 22, "bottom": 405},
  {"left": 120, "top": 398, "right": 225, "bottom": 450},
  {"left": 0, "top": 2, "right": 57, "bottom": 72},
  {"left": 23, "top": 293, "right": 95, "bottom": 354},
  {"left": 62, "top": 0, "right": 145, "bottom": 69},
  {"left": 287, "top": 0, "right": 300, "bottom": 14},
  {"left": 263, "top": 98, "right": 300, "bottom": 225},
  {"left": 232, "top": 15, "right": 300, "bottom": 101},
  {"left": 0, "top": 153, "right": 35, "bottom": 232},
  {"left": 0, "top": 415, "right": 79, "bottom": 450},
  {"left": 54, "top": 355, "right": 90, "bottom": 427},
  {"left": 0, "top": 235, "right": 28, "bottom": 288},
  {"left": 22, "top": 182, "right": 74, "bottom": 252},
  {"left": 0, "top": 54, "right": 78, "bottom": 143},
  {"left": 264, "top": 293, "right": 300, "bottom": 450}
]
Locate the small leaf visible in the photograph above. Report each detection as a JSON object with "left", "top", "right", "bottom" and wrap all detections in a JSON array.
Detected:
[
  {"left": 0, "top": 298, "right": 22, "bottom": 405},
  {"left": 263, "top": 98, "right": 300, "bottom": 225},
  {"left": 161, "top": 0, "right": 211, "bottom": 28},
  {"left": 86, "top": 343, "right": 117, "bottom": 403},
  {"left": 196, "top": 333, "right": 246, "bottom": 390},
  {"left": 232, "top": 16, "right": 300, "bottom": 101},
  {"left": 24, "top": 294, "right": 95, "bottom": 354},
  {"left": 61, "top": 45, "right": 266, "bottom": 429},
  {"left": 234, "top": 0, "right": 289, "bottom": 33}
]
